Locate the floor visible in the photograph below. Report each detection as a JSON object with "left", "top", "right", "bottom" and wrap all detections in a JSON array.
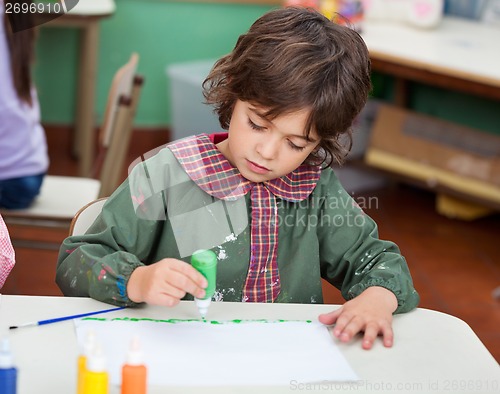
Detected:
[{"left": 2, "top": 129, "right": 499, "bottom": 363}]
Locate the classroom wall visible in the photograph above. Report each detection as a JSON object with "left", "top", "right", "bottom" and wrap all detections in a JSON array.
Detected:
[
  {"left": 34, "top": 0, "right": 275, "bottom": 127},
  {"left": 34, "top": 0, "right": 500, "bottom": 136}
]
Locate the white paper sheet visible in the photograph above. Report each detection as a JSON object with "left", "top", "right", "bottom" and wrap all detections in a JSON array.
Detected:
[{"left": 74, "top": 318, "right": 358, "bottom": 386}]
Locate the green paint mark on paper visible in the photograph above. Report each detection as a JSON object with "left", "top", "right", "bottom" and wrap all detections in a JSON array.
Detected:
[{"left": 82, "top": 317, "right": 313, "bottom": 324}]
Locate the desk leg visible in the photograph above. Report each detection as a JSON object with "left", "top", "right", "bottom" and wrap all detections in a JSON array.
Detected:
[{"left": 74, "top": 21, "right": 99, "bottom": 177}]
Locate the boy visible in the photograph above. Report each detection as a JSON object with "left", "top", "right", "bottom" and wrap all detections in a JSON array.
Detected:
[{"left": 57, "top": 7, "right": 419, "bottom": 350}]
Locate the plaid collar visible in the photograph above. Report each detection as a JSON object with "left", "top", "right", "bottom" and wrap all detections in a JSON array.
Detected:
[
  {"left": 168, "top": 133, "right": 321, "bottom": 303},
  {"left": 168, "top": 133, "right": 321, "bottom": 203}
]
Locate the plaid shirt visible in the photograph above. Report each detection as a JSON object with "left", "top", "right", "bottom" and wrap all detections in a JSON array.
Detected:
[
  {"left": 168, "top": 134, "right": 321, "bottom": 302},
  {"left": 0, "top": 214, "right": 15, "bottom": 288}
]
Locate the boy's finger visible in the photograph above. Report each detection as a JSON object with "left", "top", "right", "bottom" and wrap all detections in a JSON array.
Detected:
[
  {"left": 381, "top": 323, "right": 394, "bottom": 347},
  {"left": 161, "top": 282, "right": 187, "bottom": 300},
  {"left": 338, "top": 316, "right": 364, "bottom": 342},
  {"left": 361, "top": 322, "right": 379, "bottom": 350},
  {"left": 167, "top": 269, "right": 206, "bottom": 299},
  {"left": 318, "top": 307, "right": 342, "bottom": 325},
  {"left": 158, "top": 294, "right": 181, "bottom": 307},
  {"left": 171, "top": 259, "right": 208, "bottom": 288},
  {"left": 145, "top": 291, "right": 181, "bottom": 307},
  {"left": 331, "top": 313, "right": 353, "bottom": 338}
]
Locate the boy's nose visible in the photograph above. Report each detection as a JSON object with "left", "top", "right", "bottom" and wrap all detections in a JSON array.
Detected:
[{"left": 256, "top": 138, "right": 279, "bottom": 160}]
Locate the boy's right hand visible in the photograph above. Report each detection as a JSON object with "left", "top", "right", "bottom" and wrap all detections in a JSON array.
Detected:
[{"left": 126, "top": 258, "right": 208, "bottom": 306}]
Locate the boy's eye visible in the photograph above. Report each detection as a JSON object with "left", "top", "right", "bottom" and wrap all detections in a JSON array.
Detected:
[
  {"left": 247, "top": 118, "right": 265, "bottom": 131},
  {"left": 247, "top": 116, "right": 306, "bottom": 151},
  {"left": 288, "top": 140, "right": 306, "bottom": 151}
]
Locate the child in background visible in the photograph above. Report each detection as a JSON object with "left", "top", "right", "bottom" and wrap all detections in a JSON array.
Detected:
[
  {"left": 0, "top": 0, "right": 49, "bottom": 209},
  {"left": 0, "top": 213, "right": 15, "bottom": 288},
  {"left": 56, "top": 7, "right": 419, "bottom": 350}
]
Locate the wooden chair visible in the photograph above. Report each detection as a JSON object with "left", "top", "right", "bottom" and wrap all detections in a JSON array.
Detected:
[
  {"left": 1, "top": 53, "right": 142, "bottom": 230},
  {"left": 92, "top": 53, "right": 142, "bottom": 198},
  {"left": 69, "top": 198, "right": 108, "bottom": 236}
]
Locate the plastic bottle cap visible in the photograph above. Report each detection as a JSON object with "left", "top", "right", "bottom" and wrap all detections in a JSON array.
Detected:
[
  {"left": 126, "top": 336, "right": 144, "bottom": 366},
  {"left": 195, "top": 297, "right": 212, "bottom": 318},
  {"left": 82, "top": 329, "right": 97, "bottom": 356},
  {"left": 0, "top": 337, "right": 14, "bottom": 368},
  {"left": 87, "top": 345, "right": 107, "bottom": 372}
]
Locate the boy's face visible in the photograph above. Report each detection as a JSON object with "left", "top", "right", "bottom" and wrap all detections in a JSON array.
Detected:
[{"left": 217, "top": 100, "right": 320, "bottom": 183}]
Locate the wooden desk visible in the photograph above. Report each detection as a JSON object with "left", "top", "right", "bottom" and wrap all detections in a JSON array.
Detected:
[
  {"left": 1, "top": 295, "right": 499, "bottom": 393},
  {"left": 41, "top": 0, "right": 116, "bottom": 176},
  {"left": 361, "top": 17, "right": 500, "bottom": 105}
]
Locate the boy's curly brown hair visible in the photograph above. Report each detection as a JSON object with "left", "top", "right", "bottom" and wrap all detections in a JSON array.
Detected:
[{"left": 203, "top": 6, "right": 371, "bottom": 166}]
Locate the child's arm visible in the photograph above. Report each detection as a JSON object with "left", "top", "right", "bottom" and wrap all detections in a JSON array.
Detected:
[
  {"left": 56, "top": 173, "right": 207, "bottom": 306},
  {"left": 55, "top": 183, "right": 157, "bottom": 306},
  {"left": 317, "top": 174, "right": 419, "bottom": 314},
  {"left": 318, "top": 286, "right": 398, "bottom": 349},
  {"left": 315, "top": 171, "right": 419, "bottom": 347}
]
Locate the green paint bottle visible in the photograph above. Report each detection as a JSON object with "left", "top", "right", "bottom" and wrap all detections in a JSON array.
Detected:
[{"left": 191, "top": 250, "right": 218, "bottom": 318}]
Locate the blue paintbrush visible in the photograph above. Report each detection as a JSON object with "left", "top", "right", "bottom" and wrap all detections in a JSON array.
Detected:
[{"left": 9, "top": 306, "right": 126, "bottom": 329}]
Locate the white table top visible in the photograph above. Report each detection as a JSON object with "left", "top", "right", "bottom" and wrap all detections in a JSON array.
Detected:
[
  {"left": 1, "top": 295, "right": 499, "bottom": 393},
  {"left": 361, "top": 17, "right": 500, "bottom": 88}
]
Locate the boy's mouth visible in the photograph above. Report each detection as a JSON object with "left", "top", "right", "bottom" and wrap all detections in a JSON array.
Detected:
[{"left": 247, "top": 160, "right": 270, "bottom": 174}]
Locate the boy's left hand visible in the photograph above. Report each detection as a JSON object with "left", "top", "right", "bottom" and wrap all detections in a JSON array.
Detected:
[{"left": 318, "top": 286, "right": 398, "bottom": 350}]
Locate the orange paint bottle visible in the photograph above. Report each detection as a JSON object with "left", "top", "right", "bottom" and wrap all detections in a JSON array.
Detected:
[{"left": 121, "top": 337, "right": 147, "bottom": 394}]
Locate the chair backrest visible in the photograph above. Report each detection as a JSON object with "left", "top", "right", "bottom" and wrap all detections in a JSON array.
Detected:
[
  {"left": 98, "top": 74, "right": 144, "bottom": 198},
  {"left": 93, "top": 53, "right": 144, "bottom": 197},
  {"left": 69, "top": 198, "right": 108, "bottom": 236},
  {"left": 100, "top": 53, "right": 139, "bottom": 148}
]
